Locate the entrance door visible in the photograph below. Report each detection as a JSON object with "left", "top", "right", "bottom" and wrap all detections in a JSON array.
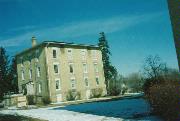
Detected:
[
  {"left": 56, "top": 94, "right": 62, "bottom": 102},
  {"left": 86, "top": 90, "right": 91, "bottom": 99}
]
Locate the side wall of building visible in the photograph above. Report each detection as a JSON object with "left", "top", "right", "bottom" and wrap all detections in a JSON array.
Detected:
[{"left": 16, "top": 45, "right": 49, "bottom": 103}]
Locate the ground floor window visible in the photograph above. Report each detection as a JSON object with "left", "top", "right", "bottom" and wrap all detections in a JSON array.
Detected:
[
  {"left": 56, "top": 79, "right": 61, "bottom": 90},
  {"left": 71, "top": 78, "right": 76, "bottom": 89},
  {"left": 96, "top": 77, "right": 99, "bottom": 85},
  {"left": 84, "top": 78, "right": 89, "bottom": 87}
]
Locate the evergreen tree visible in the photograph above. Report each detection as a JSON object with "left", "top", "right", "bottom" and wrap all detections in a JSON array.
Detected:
[
  {"left": 98, "top": 32, "right": 117, "bottom": 95},
  {"left": 0, "top": 47, "right": 10, "bottom": 100},
  {"left": 9, "top": 57, "right": 18, "bottom": 93}
]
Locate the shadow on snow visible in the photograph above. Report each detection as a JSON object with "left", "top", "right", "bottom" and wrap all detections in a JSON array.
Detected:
[{"left": 51, "top": 98, "right": 151, "bottom": 119}]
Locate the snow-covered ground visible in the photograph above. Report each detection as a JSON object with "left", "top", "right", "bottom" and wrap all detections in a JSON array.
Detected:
[{"left": 0, "top": 97, "right": 162, "bottom": 121}]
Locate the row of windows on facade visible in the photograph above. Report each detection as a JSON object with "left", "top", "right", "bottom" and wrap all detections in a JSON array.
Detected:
[
  {"left": 34, "top": 76, "right": 100, "bottom": 94},
  {"left": 21, "top": 63, "right": 98, "bottom": 81},
  {"left": 52, "top": 48, "right": 97, "bottom": 60},
  {"left": 55, "top": 76, "right": 100, "bottom": 91},
  {"left": 20, "top": 49, "right": 97, "bottom": 67},
  {"left": 20, "top": 50, "right": 40, "bottom": 67},
  {"left": 53, "top": 63, "right": 99, "bottom": 74}
]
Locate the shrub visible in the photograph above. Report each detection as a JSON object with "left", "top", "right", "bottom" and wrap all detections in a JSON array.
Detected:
[
  {"left": 26, "top": 95, "right": 35, "bottom": 105},
  {"left": 42, "top": 96, "right": 51, "bottom": 105},
  {"left": 109, "top": 87, "right": 121, "bottom": 96},
  {"left": 90, "top": 88, "right": 103, "bottom": 98},
  {"left": 121, "top": 87, "right": 128, "bottom": 95},
  {"left": 146, "top": 80, "right": 180, "bottom": 121},
  {"left": 66, "top": 90, "right": 81, "bottom": 101}
]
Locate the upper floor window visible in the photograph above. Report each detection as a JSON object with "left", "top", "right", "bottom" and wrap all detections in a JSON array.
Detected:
[
  {"left": 53, "top": 49, "right": 57, "bottom": 58},
  {"left": 54, "top": 64, "right": 59, "bottom": 74},
  {"left": 28, "top": 55, "right": 32, "bottom": 65},
  {"left": 81, "top": 49, "right": 86, "bottom": 60},
  {"left": 92, "top": 50, "right": 97, "bottom": 60},
  {"left": 55, "top": 79, "right": 61, "bottom": 90},
  {"left": 71, "top": 78, "right": 76, "bottom": 89},
  {"left": 94, "top": 63, "right": 98, "bottom": 73},
  {"left": 20, "top": 57, "right": 24, "bottom": 67},
  {"left": 21, "top": 70, "right": 25, "bottom": 80},
  {"left": 96, "top": 77, "right": 99, "bottom": 85},
  {"left": 37, "top": 67, "right": 41, "bottom": 77},
  {"left": 67, "top": 49, "right": 73, "bottom": 60},
  {"left": 35, "top": 50, "right": 39, "bottom": 62},
  {"left": 69, "top": 63, "right": 74, "bottom": 74},
  {"left": 83, "top": 63, "right": 88, "bottom": 73},
  {"left": 29, "top": 69, "right": 32, "bottom": 79}
]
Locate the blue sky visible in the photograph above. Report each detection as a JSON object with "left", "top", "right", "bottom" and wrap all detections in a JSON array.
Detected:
[{"left": 0, "top": 0, "right": 178, "bottom": 76}]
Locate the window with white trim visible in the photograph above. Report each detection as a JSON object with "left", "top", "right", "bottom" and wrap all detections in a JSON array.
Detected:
[
  {"left": 54, "top": 64, "right": 59, "bottom": 74},
  {"left": 55, "top": 79, "right": 60, "bottom": 90},
  {"left": 94, "top": 63, "right": 98, "bottom": 73},
  {"left": 29, "top": 69, "right": 32, "bottom": 79},
  {"left": 53, "top": 49, "right": 57, "bottom": 58},
  {"left": 28, "top": 55, "right": 32, "bottom": 65},
  {"left": 71, "top": 78, "right": 76, "bottom": 89},
  {"left": 20, "top": 57, "right": 24, "bottom": 67},
  {"left": 35, "top": 50, "right": 39, "bottom": 62},
  {"left": 37, "top": 67, "right": 40, "bottom": 77},
  {"left": 21, "top": 70, "right": 25, "bottom": 80},
  {"left": 96, "top": 77, "right": 99, "bottom": 85},
  {"left": 69, "top": 63, "right": 74, "bottom": 74},
  {"left": 83, "top": 63, "right": 88, "bottom": 73},
  {"left": 67, "top": 49, "right": 73, "bottom": 60},
  {"left": 84, "top": 78, "right": 89, "bottom": 87},
  {"left": 92, "top": 50, "right": 97, "bottom": 60},
  {"left": 81, "top": 49, "right": 86, "bottom": 60}
]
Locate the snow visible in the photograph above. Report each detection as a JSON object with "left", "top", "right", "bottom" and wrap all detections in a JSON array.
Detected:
[{"left": 0, "top": 97, "right": 162, "bottom": 121}]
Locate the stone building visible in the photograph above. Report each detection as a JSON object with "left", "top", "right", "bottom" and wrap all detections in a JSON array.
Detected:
[{"left": 16, "top": 37, "right": 106, "bottom": 103}]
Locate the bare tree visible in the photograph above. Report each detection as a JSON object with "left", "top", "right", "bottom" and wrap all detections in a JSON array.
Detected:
[{"left": 143, "top": 55, "right": 167, "bottom": 79}]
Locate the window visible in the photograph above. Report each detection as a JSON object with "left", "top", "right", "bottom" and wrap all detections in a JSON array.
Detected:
[
  {"left": 55, "top": 79, "right": 60, "bottom": 90},
  {"left": 53, "top": 49, "right": 57, "bottom": 58},
  {"left": 69, "top": 64, "right": 74, "bottom": 73},
  {"left": 67, "top": 49, "right": 72, "bottom": 60},
  {"left": 71, "top": 78, "right": 76, "bottom": 89},
  {"left": 83, "top": 63, "right": 88, "bottom": 73},
  {"left": 54, "top": 64, "right": 59, "bottom": 74},
  {"left": 94, "top": 63, "right": 98, "bottom": 73},
  {"left": 37, "top": 67, "right": 40, "bottom": 77},
  {"left": 28, "top": 55, "right": 31, "bottom": 65},
  {"left": 20, "top": 57, "right": 24, "bottom": 67},
  {"left": 35, "top": 50, "right": 39, "bottom": 62},
  {"left": 92, "top": 50, "right": 97, "bottom": 60},
  {"left": 29, "top": 69, "right": 32, "bottom": 79},
  {"left": 96, "top": 77, "right": 99, "bottom": 85},
  {"left": 81, "top": 50, "right": 86, "bottom": 60},
  {"left": 38, "top": 83, "right": 41, "bottom": 93},
  {"left": 21, "top": 70, "right": 25, "bottom": 80},
  {"left": 84, "top": 78, "right": 89, "bottom": 87}
]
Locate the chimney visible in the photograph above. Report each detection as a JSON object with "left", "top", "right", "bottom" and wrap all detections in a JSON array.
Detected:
[{"left": 31, "top": 36, "right": 37, "bottom": 47}]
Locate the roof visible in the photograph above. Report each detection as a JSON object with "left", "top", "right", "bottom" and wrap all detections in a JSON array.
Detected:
[{"left": 16, "top": 41, "right": 99, "bottom": 57}]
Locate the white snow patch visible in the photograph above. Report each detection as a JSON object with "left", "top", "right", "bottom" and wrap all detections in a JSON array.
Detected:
[{"left": 0, "top": 97, "right": 162, "bottom": 121}]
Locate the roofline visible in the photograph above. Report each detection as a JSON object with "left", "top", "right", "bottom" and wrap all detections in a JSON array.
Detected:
[{"left": 15, "top": 41, "right": 99, "bottom": 57}]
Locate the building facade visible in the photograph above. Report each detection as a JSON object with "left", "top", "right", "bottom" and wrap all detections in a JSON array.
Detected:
[{"left": 16, "top": 37, "right": 107, "bottom": 103}]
